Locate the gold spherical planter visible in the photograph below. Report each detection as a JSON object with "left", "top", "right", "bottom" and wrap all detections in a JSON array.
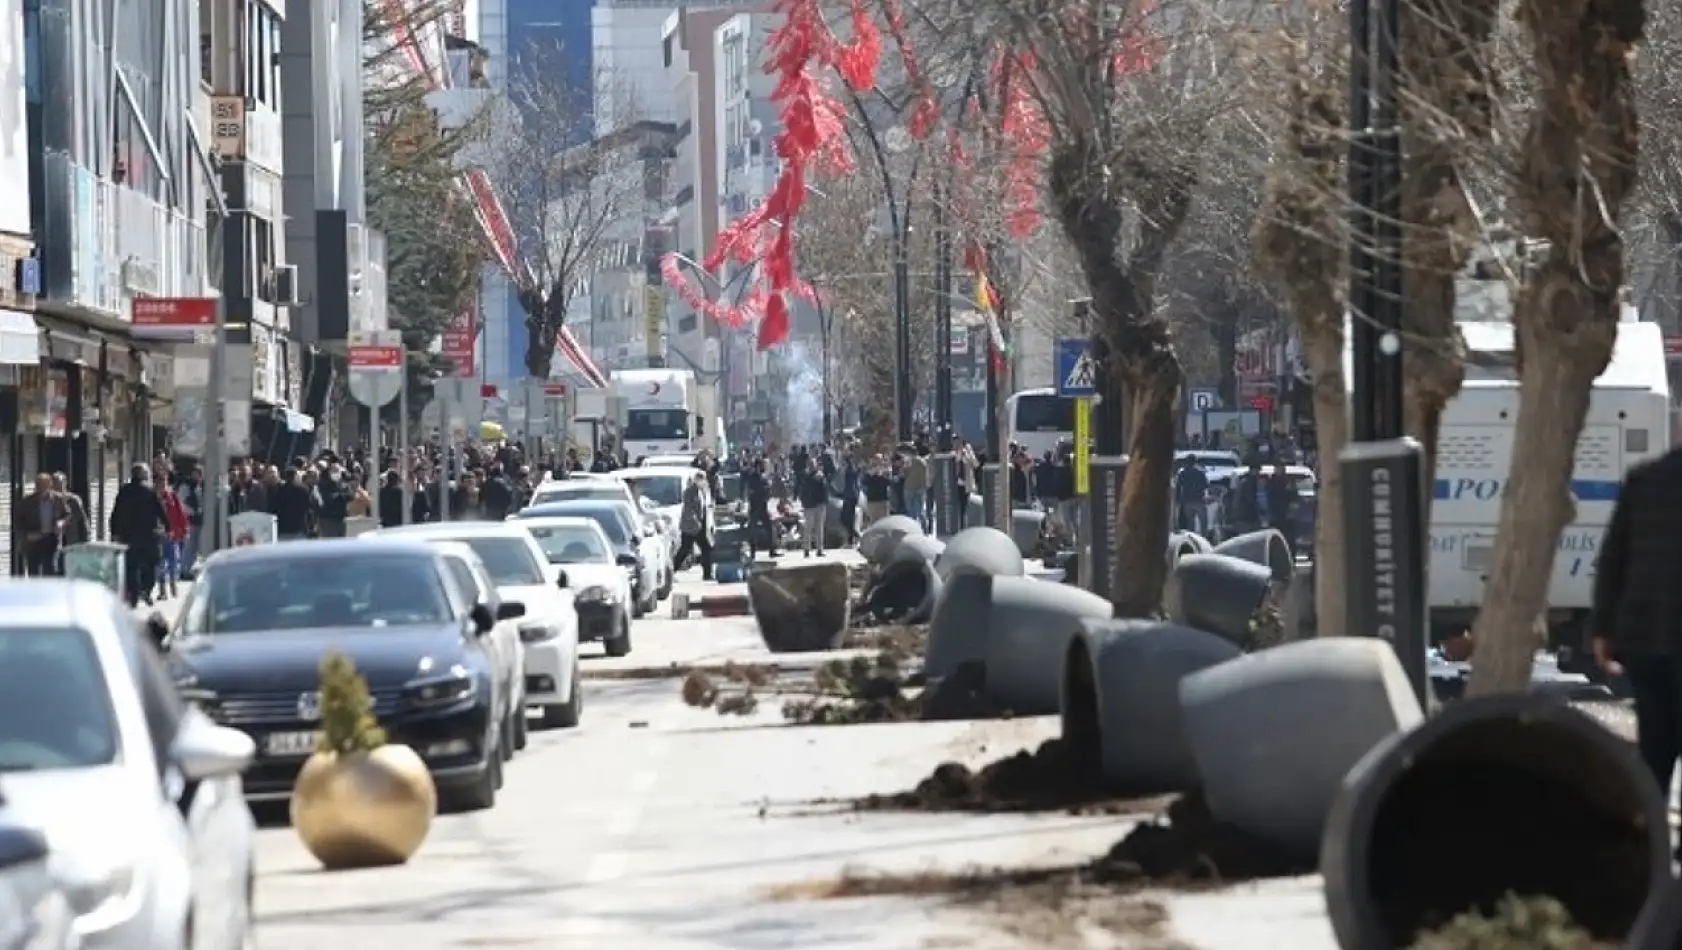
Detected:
[{"left": 290, "top": 745, "right": 437, "bottom": 870}]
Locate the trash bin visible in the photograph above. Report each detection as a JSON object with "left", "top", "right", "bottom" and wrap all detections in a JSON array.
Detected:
[
  {"left": 62, "top": 541, "right": 126, "bottom": 594},
  {"left": 229, "top": 512, "right": 278, "bottom": 547},
  {"left": 344, "top": 516, "right": 379, "bottom": 538}
]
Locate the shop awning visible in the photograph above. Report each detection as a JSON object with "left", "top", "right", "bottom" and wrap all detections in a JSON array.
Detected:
[
  {"left": 282, "top": 409, "right": 315, "bottom": 433},
  {"left": 0, "top": 309, "right": 41, "bottom": 365}
]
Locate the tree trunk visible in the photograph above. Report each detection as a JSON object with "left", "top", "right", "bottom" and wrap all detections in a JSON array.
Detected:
[
  {"left": 1467, "top": 0, "right": 1640, "bottom": 695},
  {"left": 1113, "top": 362, "right": 1180, "bottom": 617},
  {"left": 1467, "top": 282, "right": 1616, "bottom": 694},
  {"left": 1302, "top": 328, "right": 1350, "bottom": 634},
  {"left": 519, "top": 288, "right": 562, "bottom": 379}
]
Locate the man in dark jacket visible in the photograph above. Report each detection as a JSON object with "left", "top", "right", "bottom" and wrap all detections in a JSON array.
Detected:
[
  {"left": 742, "top": 458, "right": 778, "bottom": 556},
  {"left": 272, "top": 468, "right": 313, "bottom": 540},
  {"left": 316, "top": 463, "right": 352, "bottom": 537},
  {"left": 110, "top": 465, "right": 167, "bottom": 607},
  {"left": 796, "top": 458, "right": 830, "bottom": 556},
  {"left": 480, "top": 463, "right": 515, "bottom": 520},
  {"left": 1592, "top": 447, "right": 1682, "bottom": 840},
  {"left": 378, "top": 471, "right": 407, "bottom": 528}
]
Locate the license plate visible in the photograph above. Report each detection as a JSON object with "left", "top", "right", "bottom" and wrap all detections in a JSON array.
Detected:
[{"left": 263, "top": 731, "right": 318, "bottom": 757}]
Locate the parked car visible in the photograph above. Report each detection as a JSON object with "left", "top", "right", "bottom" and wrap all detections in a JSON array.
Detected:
[
  {"left": 512, "top": 501, "right": 663, "bottom": 616},
  {"left": 163, "top": 540, "right": 523, "bottom": 811},
  {"left": 0, "top": 579, "right": 256, "bottom": 950},
  {"left": 609, "top": 467, "right": 690, "bottom": 569},
  {"left": 367, "top": 523, "right": 582, "bottom": 732},
  {"left": 518, "top": 517, "right": 634, "bottom": 657},
  {"left": 0, "top": 818, "right": 76, "bottom": 950},
  {"left": 525, "top": 481, "right": 672, "bottom": 596}
]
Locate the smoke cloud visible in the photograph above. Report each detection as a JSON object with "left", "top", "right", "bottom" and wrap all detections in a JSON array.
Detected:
[{"left": 782, "top": 340, "right": 824, "bottom": 444}]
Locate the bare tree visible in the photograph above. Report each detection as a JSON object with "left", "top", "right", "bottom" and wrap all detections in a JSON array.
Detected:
[
  {"left": 1253, "top": 9, "right": 1351, "bottom": 635},
  {"left": 1468, "top": 0, "right": 1644, "bottom": 695},
  {"left": 484, "top": 48, "right": 651, "bottom": 378}
]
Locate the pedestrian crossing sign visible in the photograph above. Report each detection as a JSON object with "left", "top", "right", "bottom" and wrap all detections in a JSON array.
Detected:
[{"left": 1056, "top": 337, "right": 1097, "bottom": 397}]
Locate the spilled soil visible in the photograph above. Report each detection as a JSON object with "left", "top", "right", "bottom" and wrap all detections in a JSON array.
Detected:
[
  {"left": 585, "top": 660, "right": 778, "bottom": 683},
  {"left": 853, "top": 739, "right": 1156, "bottom": 815},
  {"left": 840, "top": 623, "right": 929, "bottom": 662}
]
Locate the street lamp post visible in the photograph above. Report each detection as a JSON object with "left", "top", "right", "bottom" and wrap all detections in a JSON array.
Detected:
[
  {"left": 1343, "top": 0, "right": 1427, "bottom": 706},
  {"left": 933, "top": 176, "right": 953, "bottom": 452}
]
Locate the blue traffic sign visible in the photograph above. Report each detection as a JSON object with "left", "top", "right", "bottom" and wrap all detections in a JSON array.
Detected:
[{"left": 1056, "top": 337, "right": 1097, "bottom": 397}]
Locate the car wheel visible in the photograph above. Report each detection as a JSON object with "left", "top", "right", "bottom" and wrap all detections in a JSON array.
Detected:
[
  {"left": 447, "top": 738, "right": 501, "bottom": 812},
  {"left": 499, "top": 712, "right": 516, "bottom": 762},
  {"left": 513, "top": 706, "right": 529, "bottom": 750},
  {"left": 658, "top": 571, "right": 673, "bottom": 600},
  {"left": 544, "top": 666, "right": 583, "bottom": 728},
  {"left": 605, "top": 616, "right": 632, "bottom": 658}
]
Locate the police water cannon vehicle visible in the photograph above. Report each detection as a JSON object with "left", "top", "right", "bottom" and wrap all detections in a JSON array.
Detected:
[{"left": 1426, "top": 311, "right": 1668, "bottom": 663}]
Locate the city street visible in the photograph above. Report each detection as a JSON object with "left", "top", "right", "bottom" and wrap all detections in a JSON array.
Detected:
[{"left": 159, "top": 553, "right": 1330, "bottom": 950}]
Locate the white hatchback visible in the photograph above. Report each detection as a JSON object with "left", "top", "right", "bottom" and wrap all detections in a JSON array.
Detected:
[{"left": 0, "top": 580, "right": 256, "bottom": 950}]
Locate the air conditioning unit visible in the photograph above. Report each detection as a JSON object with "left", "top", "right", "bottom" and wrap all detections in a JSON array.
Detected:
[
  {"left": 121, "top": 258, "right": 161, "bottom": 296},
  {"left": 273, "top": 264, "right": 301, "bottom": 306},
  {"left": 345, "top": 223, "right": 367, "bottom": 278}
]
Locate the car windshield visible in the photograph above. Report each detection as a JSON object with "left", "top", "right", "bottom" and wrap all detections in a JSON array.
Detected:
[
  {"left": 526, "top": 525, "right": 612, "bottom": 564},
  {"left": 0, "top": 628, "right": 119, "bottom": 771},
  {"left": 532, "top": 484, "right": 625, "bottom": 505},
  {"left": 453, "top": 537, "right": 544, "bottom": 585},
  {"left": 625, "top": 409, "right": 689, "bottom": 441},
  {"left": 623, "top": 475, "right": 684, "bottom": 507},
  {"left": 521, "top": 506, "right": 630, "bottom": 546},
  {"left": 184, "top": 555, "right": 454, "bottom": 634}
]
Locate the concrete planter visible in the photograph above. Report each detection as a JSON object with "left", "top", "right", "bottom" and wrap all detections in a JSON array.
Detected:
[
  {"left": 859, "top": 515, "right": 924, "bottom": 564},
  {"left": 1009, "top": 509, "right": 1045, "bottom": 556},
  {"left": 1629, "top": 878, "right": 1682, "bottom": 950},
  {"left": 1062, "top": 620, "right": 1241, "bottom": 794},
  {"left": 748, "top": 561, "right": 852, "bottom": 652},
  {"left": 1178, "top": 637, "right": 1424, "bottom": 863},
  {"left": 1163, "top": 553, "right": 1274, "bottom": 648},
  {"left": 888, "top": 534, "right": 945, "bottom": 567},
  {"left": 292, "top": 745, "right": 437, "bottom": 870},
  {"left": 866, "top": 556, "right": 943, "bottom": 624},
  {"left": 927, "top": 572, "right": 994, "bottom": 678},
  {"left": 979, "top": 578, "right": 1112, "bottom": 716},
  {"left": 1167, "top": 530, "right": 1212, "bottom": 569},
  {"left": 1323, "top": 695, "right": 1669, "bottom": 950},
  {"left": 937, "top": 526, "right": 1025, "bottom": 584},
  {"left": 1212, "top": 528, "right": 1294, "bottom": 583}
]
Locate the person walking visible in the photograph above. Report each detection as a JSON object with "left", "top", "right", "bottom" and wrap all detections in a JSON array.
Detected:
[
  {"left": 155, "top": 475, "right": 190, "bottom": 600},
  {"left": 797, "top": 457, "right": 830, "bottom": 557},
  {"left": 14, "top": 473, "right": 66, "bottom": 577},
  {"left": 1592, "top": 446, "right": 1682, "bottom": 857},
  {"left": 673, "top": 470, "right": 715, "bottom": 580},
  {"left": 109, "top": 465, "right": 167, "bottom": 607}
]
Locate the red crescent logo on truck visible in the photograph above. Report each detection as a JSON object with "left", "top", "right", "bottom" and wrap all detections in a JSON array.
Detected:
[{"left": 649, "top": 382, "right": 661, "bottom": 395}]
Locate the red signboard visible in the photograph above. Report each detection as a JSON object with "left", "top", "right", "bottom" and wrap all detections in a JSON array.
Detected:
[
  {"left": 480, "top": 384, "right": 499, "bottom": 398},
  {"left": 542, "top": 383, "right": 567, "bottom": 397},
  {"left": 132, "top": 297, "right": 216, "bottom": 330},
  {"left": 1249, "top": 395, "right": 1275, "bottom": 412},
  {"left": 348, "top": 345, "right": 403, "bottom": 369},
  {"left": 1666, "top": 337, "right": 1682, "bottom": 360},
  {"left": 442, "top": 309, "right": 477, "bottom": 377}
]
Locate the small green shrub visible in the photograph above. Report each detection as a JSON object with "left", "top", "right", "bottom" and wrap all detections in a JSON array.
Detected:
[
  {"left": 317, "top": 652, "right": 387, "bottom": 754},
  {"left": 1412, "top": 894, "right": 1610, "bottom": 950}
]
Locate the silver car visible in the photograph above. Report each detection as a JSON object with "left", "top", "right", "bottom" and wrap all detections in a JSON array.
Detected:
[
  {"left": 0, "top": 819, "right": 75, "bottom": 950},
  {"left": 0, "top": 581, "right": 256, "bottom": 950}
]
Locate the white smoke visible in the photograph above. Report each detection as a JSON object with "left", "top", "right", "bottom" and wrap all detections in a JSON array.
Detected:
[{"left": 782, "top": 340, "right": 825, "bottom": 444}]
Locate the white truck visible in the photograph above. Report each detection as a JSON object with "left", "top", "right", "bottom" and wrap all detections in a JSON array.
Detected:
[
  {"left": 1423, "top": 315, "right": 1669, "bottom": 661},
  {"left": 611, "top": 368, "right": 711, "bottom": 461}
]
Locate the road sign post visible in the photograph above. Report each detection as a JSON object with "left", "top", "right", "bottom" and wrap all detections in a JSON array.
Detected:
[
  {"left": 347, "top": 330, "right": 405, "bottom": 526},
  {"left": 1073, "top": 397, "right": 1092, "bottom": 590},
  {"left": 1055, "top": 337, "right": 1097, "bottom": 398}
]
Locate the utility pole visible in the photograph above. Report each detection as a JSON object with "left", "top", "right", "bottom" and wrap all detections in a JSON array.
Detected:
[{"left": 933, "top": 178, "right": 953, "bottom": 452}]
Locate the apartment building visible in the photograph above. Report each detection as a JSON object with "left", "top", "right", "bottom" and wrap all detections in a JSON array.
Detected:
[
  {"left": 280, "top": 0, "right": 383, "bottom": 448},
  {"left": 659, "top": 7, "right": 778, "bottom": 426},
  {"left": 12, "top": 0, "right": 216, "bottom": 564}
]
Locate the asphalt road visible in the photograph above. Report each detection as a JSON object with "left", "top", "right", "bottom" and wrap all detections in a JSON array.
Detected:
[{"left": 151, "top": 545, "right": 1664, "bottom": 950}]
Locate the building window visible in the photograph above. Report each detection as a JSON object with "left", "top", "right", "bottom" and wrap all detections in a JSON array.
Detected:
[
  {"left": 244, "top": 1, "right": 280, "bottom": 108},
  {"left": 662, "top": 34, "right": 674, "bottom": 68}
]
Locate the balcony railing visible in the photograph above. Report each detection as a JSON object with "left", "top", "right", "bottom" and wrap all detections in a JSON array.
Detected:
[{"left": 37, "top": 151, "right": 209, "bottom": 317}]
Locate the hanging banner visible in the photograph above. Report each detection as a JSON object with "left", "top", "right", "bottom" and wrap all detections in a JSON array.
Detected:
[{"left": 441, "top": 308, "right": 477, "bottom": 377}]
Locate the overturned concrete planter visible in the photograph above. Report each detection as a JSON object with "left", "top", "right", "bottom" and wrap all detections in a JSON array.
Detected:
[
  {"left": 1212, "top": 528, "right": 1294, "bottom": 584},
  {"left": 964, "top": 493, "right": 986, "bottom": 527},
  {"left": 866, "top": 557, "right": 943, "bottom": 625},
  {"left": 859, "top": 515, "right": 924, "bottom": 565},
  {"left": 1167, "top": 531, "right": 1212, "bottom": 570},
  {"left": 927, "top": 572, "right": 995, "bottom": 679},
  {"left": 1629, "top": 877, "right": 1682, "bottom": 950},
  {"left": 1323, "top": 694, "right": 1668, "bottom": 950},
  {"left": 1179, "top": 637, "right": 1424, "bottom": 864},
  {"left": 938, "top": 526, "right": 1025, "bottom": 584},
  {"left": 748, "top": 560, "right": 852, "bottom": 653},
  {"left": 1009, "top": 509, "right": 1046, "bottom": 557},
  {"left": 888, "top": 534, "right": 945, "bottom": 568},
  {"left": 1163, "top": 554, "right": 1274, "bottom": 649},
  {"left": 1063, "top": 620, "right": 1240, "bottom": 794},
  {"left": 979, "top": 578, "right": 1112, "bottom": 716}
]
